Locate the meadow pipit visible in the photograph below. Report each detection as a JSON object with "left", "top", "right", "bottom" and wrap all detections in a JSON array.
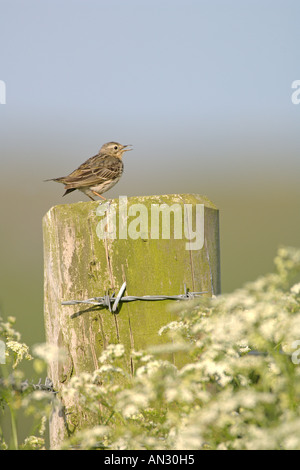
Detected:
[{"left": 46, "top": 142, "right": 132, "bottom": 200}]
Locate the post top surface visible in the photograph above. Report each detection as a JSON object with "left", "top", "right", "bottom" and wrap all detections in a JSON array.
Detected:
[{"left": 43, "top": 193, "right": 218, "bottom": 220}]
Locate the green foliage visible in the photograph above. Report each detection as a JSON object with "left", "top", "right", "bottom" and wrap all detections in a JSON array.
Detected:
[
  {"left": 0, "top": 317, "right": 53, "bottom": 450},
  {"left": 1, "top": 246, "right": 300, "bottom": 449},
  {"left": 60, "top": 246, "right": 300, "bottom": 450}
]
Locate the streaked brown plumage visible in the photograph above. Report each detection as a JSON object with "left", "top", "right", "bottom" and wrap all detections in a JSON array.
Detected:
[{"left": 46, "top": 142, "right": 132, "bottom": 200}]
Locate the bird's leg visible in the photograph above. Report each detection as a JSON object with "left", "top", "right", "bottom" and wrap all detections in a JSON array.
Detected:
[
  {"left": 92, "top": 191, "right": 106, "bottom": 200},
  {"left": 87, "top": 194, "right": 95, "bottom": 201}
]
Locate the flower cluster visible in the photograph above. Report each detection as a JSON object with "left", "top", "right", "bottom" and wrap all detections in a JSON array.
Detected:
[
  {"left": 1, "top": 246, "right": 300, "bottom": 450},
  {"left": 0, "top": 317, "right": 53, "bottom": 450},
  {"left": 60, "top": 246, "right": 300, "bottom": 450}
]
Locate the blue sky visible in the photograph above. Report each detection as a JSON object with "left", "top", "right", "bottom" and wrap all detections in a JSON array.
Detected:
[
  {"left": 0, "top": 0, "right": 300, "bottom": 340},
  {"left": 0, "top": 0, "right": 300, "bottom": 192}
]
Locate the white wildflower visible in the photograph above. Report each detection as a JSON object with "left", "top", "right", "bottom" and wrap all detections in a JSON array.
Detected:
[
  {"left": 6, "top": 340, "right": 32, "bottom": 368},
  {"left": 33, "top": 342, "right": 67, "bottom": 364},
  {"left": 291, "top": 283, "right": 300, "bottom": 295},
  {"left": 99, "top": 344, "right": 125, "bottom": 363}
]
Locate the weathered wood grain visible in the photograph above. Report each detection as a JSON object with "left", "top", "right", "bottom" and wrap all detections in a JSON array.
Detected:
[{"left": 43, "top": 194, "right": 220, "bottom": 447}]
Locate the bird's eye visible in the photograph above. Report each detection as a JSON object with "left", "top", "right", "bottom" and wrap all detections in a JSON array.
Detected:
[{"left": 114, "top": 146, "right": 118, "bottom": 150}]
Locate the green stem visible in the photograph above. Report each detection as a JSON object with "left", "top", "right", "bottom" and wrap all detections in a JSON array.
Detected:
[
  {"left": 1, "top": 364, "right": 19, "bottom": 450},
  {"left": 8, "top": 404, "right": 18, "bottom": 450}
]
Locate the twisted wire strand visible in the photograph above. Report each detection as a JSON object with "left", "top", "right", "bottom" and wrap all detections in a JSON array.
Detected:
[{"left": 62, "top": 282, "right": 209, "bottom": 313}]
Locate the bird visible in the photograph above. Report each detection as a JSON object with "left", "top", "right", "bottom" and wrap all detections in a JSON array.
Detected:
[{"left": 46, "top": 142, "right": 132, "bottom": 201}]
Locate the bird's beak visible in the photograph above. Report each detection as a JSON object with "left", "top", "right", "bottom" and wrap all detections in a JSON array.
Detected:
[{"left": 122, "top": 144, "right": 133, "bottom": 152}]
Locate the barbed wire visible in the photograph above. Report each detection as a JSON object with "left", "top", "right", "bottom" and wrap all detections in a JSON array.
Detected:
[
  {"left": 0, "top": 376, "right": 56, "bottom": 394},
  {"left": 62, "top": 282, "right": 209, "bottom": 314}
]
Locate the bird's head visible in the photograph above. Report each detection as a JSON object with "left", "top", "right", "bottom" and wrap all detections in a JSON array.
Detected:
[{"left": 99, "top": 142, "right": 133, "bottom": 159}]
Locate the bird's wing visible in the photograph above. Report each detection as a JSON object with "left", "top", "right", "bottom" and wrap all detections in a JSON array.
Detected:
[{"left": 62, "top": 154, "right": 123, "bottom": 189}]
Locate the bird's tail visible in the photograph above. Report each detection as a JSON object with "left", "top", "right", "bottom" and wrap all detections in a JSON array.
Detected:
[
  {"left": 43, "top": 177, "right": 65, "bottom": 183},
  {"left": 44, "top": 176, "right": 76, "bottom": 196},
  {"left": 63, "top": 188, "right": 76, "bottom": 197}
]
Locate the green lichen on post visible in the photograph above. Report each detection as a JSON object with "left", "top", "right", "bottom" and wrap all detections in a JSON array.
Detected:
[{"left": 43, "top": 193, "right": 220, "bottom": 447}]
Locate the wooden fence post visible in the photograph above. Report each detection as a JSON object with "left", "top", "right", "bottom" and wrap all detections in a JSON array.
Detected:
[{"left": 43, "top": 193, "right": 220, "bottom": 448}]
